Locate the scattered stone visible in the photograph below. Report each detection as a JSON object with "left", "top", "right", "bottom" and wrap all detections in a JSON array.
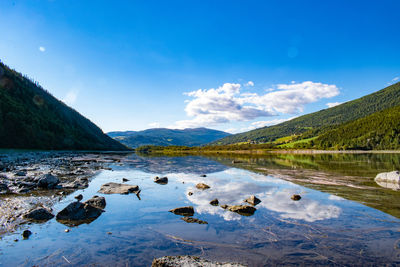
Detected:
[
  {"left": 196, "top": 183, "right": 210, "bottom": 190},
  {"left": 244, "top": 195, "right": 261, "bottom": 206},
  {"left": 200, "top": 174, "right": 207, "bottom": 177},
  {"left": 220, "top": 204, "right": 229, "bottom": 209},
  {"left": 37, "top": 174, "right": 60, "bottom": 189},
  {"left": 151, "top": 255, "right": 246, "bottom": 267},
  {"left": 188, "top": 192, "right": 193, "bottom": 196},
  {"left": 24, "top": 207, "right": 55, "bottom": 222},
  {"left": 56, "top": 201, "right": 104, "bottom": 226},
  {"left": 74, "top": 194, "right": 83, "bottom": 201},
  {"left": 181, "top": 217, "right": 208, "bottom": 224},
  {"left": 291, "top": 194, "right": 301, "bottom": 201},
  {"left": 122, "top": 178, "right": 129, "bottom": 182},
  {"left": 232, "top": 160, "right": 243, "bottom": 164},
  {"left": 98, "top": 182, "right": 139, "bottom": 195},
  {"left": 210, "top": 198, "right": 219, "bottom": 206},
  {"left": 169, "top": 206, "right": 195, "bottom": 216},
  {"left": 65, "top": 229, "right": 70, "bottom": 233},
  {"left": 154, "top": 176, "right": 168, "bottom": 184},
  {"left": 84, "top": 196, "right": 106, "bottom": 209},
  {"left": 227, "top": 205, "right": 256, "bottom": 216},
  {"left": 107, "top": 232, "right": 112, "bottom": 235},
  {"left": 22, "top": 230, "right": 32, "bottom": 239},
  {"left": 14, "top": 239, "right": 19, "bottom": 242}
]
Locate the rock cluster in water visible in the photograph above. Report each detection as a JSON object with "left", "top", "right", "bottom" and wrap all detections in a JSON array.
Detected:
[{"left": 151, "top": 255, "right": 246, "bottom": 267}]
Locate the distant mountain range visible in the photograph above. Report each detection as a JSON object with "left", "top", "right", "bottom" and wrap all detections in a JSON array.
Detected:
[
  {"left": 213, "top": 82, "right": 400, "bottom": 150},
  {"left": 0, "top": 61, "right": 128, "bottom": 151},
  {"left": 108, "top": 128, "right": 230, "bottom": 148}
]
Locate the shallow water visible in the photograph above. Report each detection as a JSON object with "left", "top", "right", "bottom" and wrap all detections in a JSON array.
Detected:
[{"left": 1, "top": 153, "right": 400, "bottom": 266}]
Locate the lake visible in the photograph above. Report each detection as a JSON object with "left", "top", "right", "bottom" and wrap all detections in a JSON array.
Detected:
[{"left": 1, "top": 152, "right": 400, "bottom": 266}]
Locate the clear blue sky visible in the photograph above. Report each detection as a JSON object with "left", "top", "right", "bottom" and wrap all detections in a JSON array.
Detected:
[{"left": 1, "top": 0, "right": 399, "bottom": 133}]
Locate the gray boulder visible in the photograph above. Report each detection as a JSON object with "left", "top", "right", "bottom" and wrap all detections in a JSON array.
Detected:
[
  {"left": 84, "top": 195, "right": 106, "bottom": 209},
  {"left": 37, "top": 174, "right": 60, "bottom": 189},
  {"left": 375, "top": 171, "right": 400, "bottom": 190},
  {"left": 169, "top": 206, "right": 195, "bottom": 216},
  {"left": 227, "top": 205, "right": 256, "bottom": 216},
  {"left": 154, "top": 176, "right": 168, "bottom": 184},
  {"left": 24, "top": 207, "right": 55, "bottom": 222},
  {"left": 375, "top": 171, "right": 400, "bottom": 183},
  {"left": 244, "top": 195, "right": 261, "bottom": 206},
  {"left": 56, "top": 200, "right": 104, "bottom": 226},
  {"left": 98, "top": 182, "right": 139, "bottom": 194}
]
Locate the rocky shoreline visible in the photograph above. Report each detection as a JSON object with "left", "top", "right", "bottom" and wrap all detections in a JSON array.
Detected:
[{"left": 0, "top": 151, "right": 122, "bottom": 236}]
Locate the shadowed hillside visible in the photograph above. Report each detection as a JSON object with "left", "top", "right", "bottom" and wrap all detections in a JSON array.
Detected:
[{"left": 0, "top": 61, "right": 129, "bottom": 151}]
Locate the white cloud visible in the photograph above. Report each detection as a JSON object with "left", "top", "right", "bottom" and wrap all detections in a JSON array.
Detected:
[
  {"left": 245, "top": 81, "right": 254, "bottom": 87},
  {"left": 392, "top": 77, "right": 399, "bottom": 82},
  {"left": 170, "top": 81, "right": 339, "bottom": 129},
  {"left": 148, "top": 122, "right": 161, "bottom": 128},
  {"left": 39, "top": 46, "right": 46, "bottom": 52},
  {"left": 326, "top": 102, "right": 342, "bottom": 108},
  {"left": 63, "top": 90, "right": 78, "bottom": 105}
]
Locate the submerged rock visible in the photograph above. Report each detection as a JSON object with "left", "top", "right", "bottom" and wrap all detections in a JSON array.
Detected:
[
  {"left": 181, "top": 217, "right": 208, "bottom": 224},
  {"left": 210, "top": 198, "right": 219, "bottom": 206},
  {"left": 244, "top": 195, "right": 261, "bottom": 206},
  {"left": 151, "top": 256, "right": 246, "bottom": 267},
  {"left": 196, "top": 183, "right": 210, "bottom": 190},
  {"left": 291, "top": 194, "right": 301, "bottom": 201},
  {"left": 227, "top": 205, "right": 256, "bottom": 216},
  {"left": 37, "top": 174, "right": 60, "bottom": 189},
  {"left": 98, "top": 182, "right": 139, "bottom": 194},
  {"left": 24, "top": 207, "right": 55, "bottom": 222},
  {"left": 154, "top": 176, "right": 168, "bottom": 184},
  {"left": 169, "top": 206, "right": 195, "bottom": 216},
  {"left": 56, "top": 199, "right": 104, "bottom": 226}
]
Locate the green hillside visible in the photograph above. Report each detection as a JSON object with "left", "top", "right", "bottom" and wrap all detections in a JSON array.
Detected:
[
  {"left": 0, "top": 61, "right": 128, "bottom": 150},
  {"left": 313, "top": 105, "right": 400, "bottom": 150},
  {"left": 108, "top": 128, "right": 230, "bottom": 148},
  {"left": 213, "top": 82, "right": 400, "bottom": 145}
]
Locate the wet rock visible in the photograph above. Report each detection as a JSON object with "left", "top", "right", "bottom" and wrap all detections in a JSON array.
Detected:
[
  {"left": 122, "top": 178, "right": 129, "bottom": 182},
  {"left": 244, "top": 195, "right": 261, "bottom": 206},
  {"left": 0, "top": 183, "right": 9, "bottom": 194},
  {"left": 169, "top": 206, "right": 195, "bottom": 216},
  {"left": 181, "top": 217, "right": 208, "bottom": 224},
  {"left": 84, "top": 196, "right": 106, "bottom": 209},
  {"left": 37, "top": 174, "right": 60, "bottom": 189},
  {"left": 200, "top": 174, "right": 207, "bottom": 177},
  {"left": 22, "top": 230, "right": 32, "bottom": 239},
  {"left": 24, "top": 207, "right": 55, "bottom": 222},
  {"left": 60, "top": 178, "right": 88, "bottom": 189},
  {"left": 227, "top": 205, "right": 256, "bottom": 216},
  {"left": 74, "top": 194, "right": 83, "bottom": 201},
  {"left": 232, "top": 160, "right": 243, "bottom": 164},
  {"left": 154, "top": 176, "right": 168, "bottom": 184},
  {"left": 151, "top": 255, "right": 246, "bottom": 267},
  {"left": 56, "top": 201, "right": 104, "bottom": 226},
  {"left": 220, "top": 204, "right": 229, "bottom": 209},
  {"left": 188, "top": 192, "right": 193, "bottom": 196},
  {"left": 291, "top": 194, "right": 301, "bottom": 201},
  {"left": 210, "top": 198, "right": 219, "bottom": 206},
  {"left": 65, "top": 229, "right": 70, "bottom": 233},
  {"left": 196, "top": 183, "right": 210, "bottom": 190},
  {"left": 98, "top": 182, "right": 139, "bottom": 194},
  {"left": 375, "top": 171, "right": 400, "bottom": 184}
]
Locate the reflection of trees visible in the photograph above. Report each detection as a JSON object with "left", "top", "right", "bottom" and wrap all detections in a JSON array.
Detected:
[{"left": 119, "top": 154, "right": 228, "bottom": 174}]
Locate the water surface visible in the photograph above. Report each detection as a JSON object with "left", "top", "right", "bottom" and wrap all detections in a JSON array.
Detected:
[{"left": 1, "top": 153, "right": 400, "bottom": 266}]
